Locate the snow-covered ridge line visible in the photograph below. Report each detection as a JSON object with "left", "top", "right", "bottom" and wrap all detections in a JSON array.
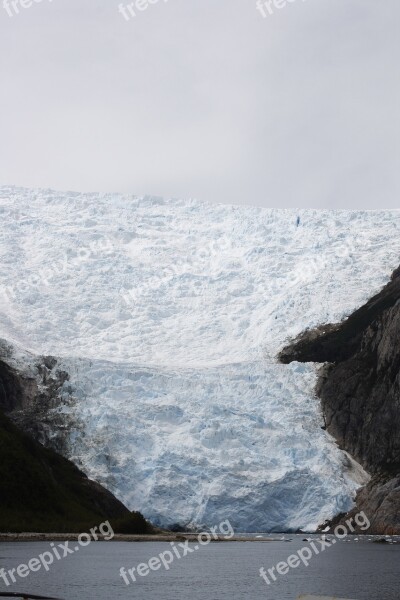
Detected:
[{"left": 0, "top": 186, "right": 399, "bottom": 531}]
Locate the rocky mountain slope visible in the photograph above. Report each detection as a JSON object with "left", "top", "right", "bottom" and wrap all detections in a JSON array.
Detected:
[
  {"left": 0, "top": 408, "right": 130, "bottom": 533},
  {"left": 280, "top": 267, "right": 400, "bottom": 534},
  {"left": 0, "top": 340, "right": 144, "bottom": 533}
]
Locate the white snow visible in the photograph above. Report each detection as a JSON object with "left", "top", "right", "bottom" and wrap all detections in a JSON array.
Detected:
[{"left": 0, "top": 185, "right": 399, "bottom": 531}]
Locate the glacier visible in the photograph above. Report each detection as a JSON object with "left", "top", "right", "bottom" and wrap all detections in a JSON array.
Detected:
[{"left": 1, "top": 185, "right": 400, "bottom": 531}]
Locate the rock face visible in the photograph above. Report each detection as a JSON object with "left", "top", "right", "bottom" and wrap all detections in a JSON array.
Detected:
[
  {"left": 0, "top": 339, "right": 73, "bottom": 453},
  {"left": 0, "top": 340, "right": 132, "bottom": 532},
  {"left": 279, "top": 267, "right": 400, "bottom": 534}
]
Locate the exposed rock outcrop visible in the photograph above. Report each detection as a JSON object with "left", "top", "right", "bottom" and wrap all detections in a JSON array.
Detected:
[
  {"left": 279, "top": 267, "right": 400, "bottom": 534},
  {"left": 0, "top": 339, "right": 75, "bottom": 453},
  {"left": 0, "top": 339, "right": 151, "bottom": 533},
  {"left": 334, "top": 475, "right": 400, "bottom": 535}
]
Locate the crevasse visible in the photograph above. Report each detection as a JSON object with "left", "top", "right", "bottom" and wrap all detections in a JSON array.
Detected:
[{"left": 0, "top": 186, "right": 399, "bottom": 531}]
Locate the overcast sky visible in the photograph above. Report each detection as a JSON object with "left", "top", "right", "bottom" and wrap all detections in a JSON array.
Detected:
[{"left": 0, "top": 0, "right": 399, "bottom": 209}]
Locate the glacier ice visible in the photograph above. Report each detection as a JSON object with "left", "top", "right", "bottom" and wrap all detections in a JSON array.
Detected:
[{"left": 0, "top": 186, "right": 400, "bottom": 531}]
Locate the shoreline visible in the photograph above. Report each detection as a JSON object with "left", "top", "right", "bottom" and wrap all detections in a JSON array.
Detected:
[
  {"left": 1, "top": 533, "right": 395, "bottom": 543},
  {"left": 0, "top": 533, "right": 282, "bottom": 543}
]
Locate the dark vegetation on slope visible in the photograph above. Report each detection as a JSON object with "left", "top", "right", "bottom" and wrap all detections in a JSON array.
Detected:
[
  {"left": 0, "top": 409, "right": 131, "bottom": 532},
  {"left": 0, "top": 347, "right": 153, "bottom": 534},
  {"left": 279, "top": 266, "right": 400, "bottom": 534}
]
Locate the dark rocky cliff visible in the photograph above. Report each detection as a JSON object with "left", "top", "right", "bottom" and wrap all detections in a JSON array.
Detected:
[
  {"left": 0, "top": 341, "right": 70, "bottom": 450},
  {"left": 0, "top": 409, "right": 130, "bottom": 532},
  {"left": 279, "top": 267, "right": 400, "bottom": 534},
  {"left": 0, "top": 340, "right": 150, "bottom": 532}
]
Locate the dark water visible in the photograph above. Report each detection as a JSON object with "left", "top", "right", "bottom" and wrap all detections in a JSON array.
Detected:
[{"left": 0, "top": 536, "right": 399, "bottom": 599}]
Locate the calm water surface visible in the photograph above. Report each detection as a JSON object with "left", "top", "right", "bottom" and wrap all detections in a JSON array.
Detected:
[{"left": 0, "top": 536, "right": 399, "bottom": 600}]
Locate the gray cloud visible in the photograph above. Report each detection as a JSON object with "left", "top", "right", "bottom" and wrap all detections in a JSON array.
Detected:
[{"left": 0, "top": 0, "right": 399, "bottom": 208}]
